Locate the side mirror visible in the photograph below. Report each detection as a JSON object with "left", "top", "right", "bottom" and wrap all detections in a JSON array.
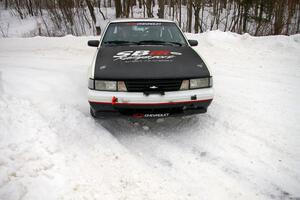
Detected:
[
  {"left": 188, "top": 40, "right": 198, "bottom": 46},
  {"left": 88, "top": 40, "right": 100, "bottom": 47}
]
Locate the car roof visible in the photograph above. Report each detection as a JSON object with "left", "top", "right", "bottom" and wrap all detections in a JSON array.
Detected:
[{"left": 109, "top": 18, "right": 176, "bottom": 23}]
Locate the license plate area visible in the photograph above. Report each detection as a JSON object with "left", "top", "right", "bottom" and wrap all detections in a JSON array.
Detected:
[
  {"left": 132, "top": 113, "right": 170, "bottom": 118},
  {"left": 118, "top": 107, "right": 183, "bottom": 118}
]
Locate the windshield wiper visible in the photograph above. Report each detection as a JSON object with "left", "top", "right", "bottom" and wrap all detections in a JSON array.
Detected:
[
  {"left": 104, "top": 40, "right": 138, "bottom": 46},
  {"left": 138, "top": 40, "right": 182, "bottom": 46}
]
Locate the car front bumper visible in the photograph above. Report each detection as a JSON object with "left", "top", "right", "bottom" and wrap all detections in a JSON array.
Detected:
[{"left": 88, "top": 88, "right": 214, "bottom": 118}]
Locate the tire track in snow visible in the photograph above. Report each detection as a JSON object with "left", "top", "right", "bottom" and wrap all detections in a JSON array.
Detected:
[
  {"left": 99, "top": 115, "right": 267, "bottom": 199},
  {"left": 0, "top": 95, "right": 65, "bottom": 200}
]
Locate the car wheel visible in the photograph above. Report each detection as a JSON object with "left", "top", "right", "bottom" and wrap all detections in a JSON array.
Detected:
[{"left": 90, "top": 107, "right": 96, "bottom": 118}]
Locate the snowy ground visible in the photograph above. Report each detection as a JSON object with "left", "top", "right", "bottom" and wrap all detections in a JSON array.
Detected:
[{"left": 0, "top": 31, "right": 300, "bottom": 200}]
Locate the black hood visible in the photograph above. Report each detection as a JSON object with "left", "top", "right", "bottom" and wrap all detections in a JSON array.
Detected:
[{"left": 94, "top": 45, "right": 210, "bottom": 80}]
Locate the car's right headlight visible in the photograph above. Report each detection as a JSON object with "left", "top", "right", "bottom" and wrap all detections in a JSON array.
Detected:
[
  {"left": 88, "top": 78, "right": 94, "bottom": 89},
  {"left": 95, "top": 80, "right": 117, "bottom": 91},
  {"left": 89, "top": 79, "right": 127, "bottom": 91}
]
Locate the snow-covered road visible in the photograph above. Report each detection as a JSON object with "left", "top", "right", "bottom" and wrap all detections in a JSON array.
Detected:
[{"left": 0, "top": 32, "right": 300, "bottom": 200}]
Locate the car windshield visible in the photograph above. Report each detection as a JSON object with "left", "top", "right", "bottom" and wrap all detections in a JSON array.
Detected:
[{"left": 101, "top": 22, "right": 188, "bottom": 47}]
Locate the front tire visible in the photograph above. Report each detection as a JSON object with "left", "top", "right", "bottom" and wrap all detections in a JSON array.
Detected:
[{"left": 90, "top": 107, "right": 96, "bottom": 118}]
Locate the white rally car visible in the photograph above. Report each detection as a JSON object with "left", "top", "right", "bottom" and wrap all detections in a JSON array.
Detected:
[{"left": 87, "top": 19, "right": 213, "bottom": 118}]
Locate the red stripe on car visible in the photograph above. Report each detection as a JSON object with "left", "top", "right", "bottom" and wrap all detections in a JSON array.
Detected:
[{"left": 89, "top": 99, "right": 212, "bottom": 106}]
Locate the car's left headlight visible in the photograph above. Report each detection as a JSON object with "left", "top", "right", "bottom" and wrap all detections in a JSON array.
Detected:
[{"left": 190, "top": 77, "right": 212, "bottom": 89}]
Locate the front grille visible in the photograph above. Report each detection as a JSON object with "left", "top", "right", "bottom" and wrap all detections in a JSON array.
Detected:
[{"left": 125, "top": 79, "right": 182, "bottom": 92}]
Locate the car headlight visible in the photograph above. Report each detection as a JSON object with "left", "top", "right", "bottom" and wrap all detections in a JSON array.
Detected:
[
  {"left": 190, "top": 78, "right": 211, "bottom": 89},
  {"left": 88, "top": 78, "right": 94, "bottom": 89},
  {"left": 117, "top": 81, "right": 127, "bottom": 92},
  {"left": 180, "top": 80, "right": 189, "bottom": 90},
  {"left": 95, "top": 80, "right": 117, "bottom": 91}
]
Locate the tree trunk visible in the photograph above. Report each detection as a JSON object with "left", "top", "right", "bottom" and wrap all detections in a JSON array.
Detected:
[
  {"left": 178, "top": 0, "right": 181, "bottom": 27},
  {"left": 193, "top": 2, "right": 201, "bottom": 33},
  {"left": 115, "top": 0, "right": 122, "bottom": 18},
  {"left": 86, "top": 0, "right": 96, "bottom": 25},
  {"left": 138, "top": 0, "right": 142, "bottom": 8},
  {"left": 187, "top": 0, "right": 192, "bottom": 32},
  {"left": 274, "top": 0, "right": 285, "bottom": 35},
  {"left": 243, "top": 1, "right": 251, "bottom": 33},
  {"left": 255, "top": 0, "right": 264, "bottom": 36},
  {"left": 146, "top": 0, "right": 153, "bottom": 17},
  {"left": 157, "top": 0, "right": 165, "bottom": 18}
]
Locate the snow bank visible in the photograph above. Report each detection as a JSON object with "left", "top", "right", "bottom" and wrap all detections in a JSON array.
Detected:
[{"left": 0, "top": 31, "right": 300, "bottom": 200}]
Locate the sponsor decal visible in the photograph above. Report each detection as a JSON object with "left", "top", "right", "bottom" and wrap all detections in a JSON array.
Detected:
[
  {"left": 113, "top": 50, "right": 182, "bottom": 62},
  {"left": 126, "top": 22, "right": 162, "bottom": 26},
  {"left": 132, "top": 113, "right": 170, "bottom": 118},
  {"left": 144, "top": 113, "right": 170, "bottom": 118}
]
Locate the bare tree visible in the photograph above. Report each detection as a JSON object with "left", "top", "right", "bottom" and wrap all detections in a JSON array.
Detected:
[
  {"left": 3, "top": 0, "right": 300, "bottom": 36},
  {"left": 158, "top": 0, "right": 165, "bottom": 18},
  {"left": 115, "top": 0, "right": 122, "bottom": 17}
]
